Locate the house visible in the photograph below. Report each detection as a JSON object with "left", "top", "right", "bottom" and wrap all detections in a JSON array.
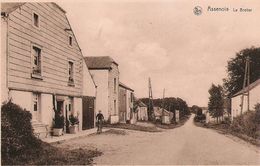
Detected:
[
  {"left": 84, "top": 56, "right": 119, "bottom": 124},
  {"left": 154, "top": 107, "right": 174, "bottom": 122},
  {"left": 231, "top": 79, "right": 260, "bottom": 120},
  {"left": 136, "top": 100, "right": 148, "bottom": 121},
  {"left": 118, "top": 82, "right": 135, "bottom": 123},
  {"left": 1, "top": 2, "right": 96, "bottom": 136},
  {"left": 201, "top": 107, "right": 208, "bottom": 115}
]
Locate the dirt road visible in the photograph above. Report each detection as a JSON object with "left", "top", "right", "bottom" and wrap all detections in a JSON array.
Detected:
[{"left": 56, "top": 114, "right": 260, "bottom": 165}]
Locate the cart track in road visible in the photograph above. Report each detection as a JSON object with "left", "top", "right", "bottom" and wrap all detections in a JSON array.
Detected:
[{"left": 55, "top": 114, "right": 260, "bottom": 165}]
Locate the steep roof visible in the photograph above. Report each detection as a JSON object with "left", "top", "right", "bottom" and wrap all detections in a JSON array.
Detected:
[
  {"left": 233, "top": 79, "right": 260, "bottom": 97},
  {"left": 154, "top": 107, "right": 173, "bottom": 116},
  {"left": 137, "top": 101, "right": 147, "bottom": 107},
  {"left": 119, "top": 82, "right": 134, "bottom": 92},
  {"left": 1, "top": 2, "right": 66, "bottom": 14},
  {"left": 84, "top": 56, "right": 118, "bottom": 70}
]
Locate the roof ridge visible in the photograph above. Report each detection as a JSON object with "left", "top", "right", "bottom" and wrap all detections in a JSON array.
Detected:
[{"left": 232, "top": 78, "right": 260, "bottom": 97}]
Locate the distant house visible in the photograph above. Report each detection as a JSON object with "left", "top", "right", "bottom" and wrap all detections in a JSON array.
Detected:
[
  {"left": 201, "top": 107, "right": 208, "bottom": 115},
  {"left": 1, "top": 2, "right": 96, "bottom": 136},
  {"left": 231, "top": 79, "right": 260, "bottom": 120},
  {"left": 154, "top": 107, "right": 174, "bottom": 121},
  {"left": 84, "top": 56, "right": 119, "bottom": 124},
  {"left": 136, "top": 100, "right": 148, "bottom": 121},
  {"left": 118, "top": 82, "right": 134, "bottom": 123}
]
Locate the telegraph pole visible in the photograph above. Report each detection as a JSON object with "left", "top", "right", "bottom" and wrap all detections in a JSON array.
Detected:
[
  {"left": 148, "top": 77, "right": 154, "bottom": 121},
  {"left": 240, "top": 56, "right": 250, "bottom": 114},
  {"left": 162, "top": 88, "right": 165, "bottom": 116}
]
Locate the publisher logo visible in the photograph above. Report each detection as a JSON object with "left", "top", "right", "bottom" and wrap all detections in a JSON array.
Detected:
[{"left": 194, "top": 6, "right": 202, "bottom": 16}]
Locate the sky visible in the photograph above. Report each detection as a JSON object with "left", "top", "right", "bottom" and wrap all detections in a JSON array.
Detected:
[{"left": 56, "top": 0, "right": 260, "bottom": 106}]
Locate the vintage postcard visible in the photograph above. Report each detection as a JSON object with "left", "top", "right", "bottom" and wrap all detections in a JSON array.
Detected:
[{"left": 1, "top": 0, "right": 260, "bottom": 165}]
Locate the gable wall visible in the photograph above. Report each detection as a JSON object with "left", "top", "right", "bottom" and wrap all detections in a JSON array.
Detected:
[
  {"left": 7, "top": 2, "right": 83, "bottom": 96},
  {"left": 108, "top": 63, "right": 119, "bottom": 116}
]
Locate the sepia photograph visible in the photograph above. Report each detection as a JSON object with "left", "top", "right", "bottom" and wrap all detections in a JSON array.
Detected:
[{"left": 1, "top": 0, "right": 260, "bottom": 165}]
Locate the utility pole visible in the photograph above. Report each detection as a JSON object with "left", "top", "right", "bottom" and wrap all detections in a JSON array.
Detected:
[
  {"left": 240, "top": 56, "right": 250, "bottom": 114},
  {"left": 148, "top": 77, "right": 154, "bottom": 121},
  {"left": 162, "top": 88, "right": 165, "bottom": 116}
]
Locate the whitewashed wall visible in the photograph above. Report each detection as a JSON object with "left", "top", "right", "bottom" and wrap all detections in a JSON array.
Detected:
[
  {"left": 89, "top": 70, "right": 109, "bottom": 120},
  {"left": 231, "top": 85, "right": 260, "bottom": 120},
  {"left": 1, "top": 18, "right": 8, "bottom": 103},
  {"left": 9, "top": 90, "right": 32, "bottom": 112},
  {"left": 40, "top": 94, "right": 53, "bottom": 128},
  {"left": 82, "top": 61, "right": 96, "bottom": 97}
]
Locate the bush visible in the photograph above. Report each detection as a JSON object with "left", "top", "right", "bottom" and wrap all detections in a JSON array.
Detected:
[
  {"left": 1, "top": 101, "right": 41, "bottom": 164},
  {"left": 53, "top": 112, "right": 65, "bottom": 128},
  {"left": 194, "top": 114, "right": 206, "bottom": 122},
  {"left": 230, "top": 104, "right": 260, "bottom": 139},
  {"left": 69, "top": 115, "right": 79, "bottom": 126}
]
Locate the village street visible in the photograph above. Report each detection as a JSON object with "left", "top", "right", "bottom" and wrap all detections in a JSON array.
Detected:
[{"left": 55, "top": 114, "right": 260, "bottom": 165}]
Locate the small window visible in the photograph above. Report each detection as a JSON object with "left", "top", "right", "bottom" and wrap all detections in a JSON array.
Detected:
[
  {"left": 130, "top": 92, "right": 133, "bottom": 102},
  {"left": 32, "top": 46, "right": 41, "bottom": 76},
  {"left": 68, "top": 61, "right": 74, "bottom": 85},
  {"left": 33, "top": 13, "right": 39, "bottom": 27},
  {"left": 33, "top": 93, "right": 39, "bottom": 112},
  {"left": 69, "top": 104, "right": 71, "bottom": 111},
  {"left": 114, "top": 100, "right": 116, "bottom": 114},
  {"left": 69, "top": 36, "right": 72, "bottom": 46},
  {"left": 114, "top": 78, "right": 117, "bottom": 93}
]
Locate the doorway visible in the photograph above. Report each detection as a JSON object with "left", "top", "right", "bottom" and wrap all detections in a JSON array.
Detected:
[
  {"left": 57, "top": 100, "right": 65, "bottom": 131},
  {"left": 82, "top": 96, "right": 95, "bottom": 130}
]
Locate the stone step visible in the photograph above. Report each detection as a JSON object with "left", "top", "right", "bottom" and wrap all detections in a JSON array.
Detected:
[{"left": 31, "top": 121, "right": 49, "bottom": 139}]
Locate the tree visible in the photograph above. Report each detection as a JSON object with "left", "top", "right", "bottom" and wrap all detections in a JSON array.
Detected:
[
  {"left": 208, "top": 84, "right": 224, "bottom": 123},
  {"left": 223, "top": 47, "right": 260, "bottom": 97},
  {"left": 190, "top": 105, "right": 202, "bottom": 115},
  {"left": 140, "top": 97, "right": 190, "bottom": 118}
]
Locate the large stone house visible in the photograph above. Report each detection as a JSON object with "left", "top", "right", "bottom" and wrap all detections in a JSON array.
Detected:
[
  {"left": 84, "top": 56, "right": 119, "bottom": 124},
  {"left": 1, "top": 2, "right": 96, "bottom": 136},
  {"left": 119, "top": 82, "right": 134, "bottom": 123},
  {"left": 231, "top": 79, "right": 260, "bottom": 120}
]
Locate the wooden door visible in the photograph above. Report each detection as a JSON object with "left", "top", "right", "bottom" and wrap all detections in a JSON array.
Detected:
[
  {"left": 119, "top": 89, "right": 127, "bottom": 122},
  {"left": 82, "top": 96, "right": 95, "bottom": 130}
]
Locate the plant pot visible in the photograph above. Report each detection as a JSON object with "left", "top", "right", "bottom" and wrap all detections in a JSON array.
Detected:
[
  {"left": 130, "top": 118, "right": 136, "bottom": 124},
  {"left": 69, "top": 125, "right": 78, "bottom": 134},
  {"left": 53, "top": 128, "right": 63, "bottom": 136}
]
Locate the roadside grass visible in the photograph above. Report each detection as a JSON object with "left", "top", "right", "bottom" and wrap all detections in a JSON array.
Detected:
[
  {"left": 194, "top": 121, "right": 260, "bottom": 147},
  {"left": 104, "top": 123, "right": 161, "bottom": 132},
  {"left": 1, "top": 101, "right": 102, "bottom": 165},
  {"left": 2, "top": 141, "right": 102, "bottom": 165},
  {"left": 104, "top": 115, "right": 190, "bottom": 132}
]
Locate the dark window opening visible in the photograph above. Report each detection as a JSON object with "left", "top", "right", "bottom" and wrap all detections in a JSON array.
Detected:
[
  {"left": 69, "top": 36, "right": 72, "bottom": 46},
  {"left": 33, "top": 13, "right": 39, "bottom": 27},
  {"left": 32, "top": 46, "right": 41, "bottom": 75}
]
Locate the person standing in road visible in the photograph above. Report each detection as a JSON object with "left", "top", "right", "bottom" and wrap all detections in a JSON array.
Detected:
[{"left": 96, "top": 110, "right": 104, "bottom": 134}]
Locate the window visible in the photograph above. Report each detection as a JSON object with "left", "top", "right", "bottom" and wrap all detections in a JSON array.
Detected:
[
  {"left": 32, "top": 46, "right": 41, "bottom": 77},
  {"left": 130, "top": 92, "right": 133, "bottom": 102},
  {"left": 114, "top": 78, "right": 117, "bottom": 93},
  {"left": 68, "top": 61, "right": 74, "bottom": 85},
  {"left": 67, "top": 97, "right": 73, "bottom": 112},
  {"left": 69, "top": 104, "right": 71, "bottom": 111},
  {"left": 69, "top": 36, "right": 72, "bottom": 46},
  {"left": 33, "top": 13, "right": 39, "bottom": 27},
  {"left": 33, "top": 93, "right": 39, "bottom": 112},
  {"left": 114, "top": 100, "right": 116, "bottom": 114}
]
